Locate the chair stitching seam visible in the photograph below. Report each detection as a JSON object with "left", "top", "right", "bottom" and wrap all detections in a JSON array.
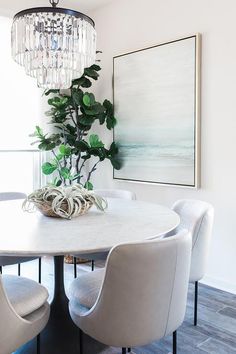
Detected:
[
  {"left": 164, "top": 240, "right": 178, "bottom": 337},
  {"left": 192, "top": 213, "right": 206, "bottom": 250}
]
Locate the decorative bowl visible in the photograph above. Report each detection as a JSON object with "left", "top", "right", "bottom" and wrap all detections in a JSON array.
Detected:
[{"left": 23, "top": 184, "right": 107, "bottom": 220}]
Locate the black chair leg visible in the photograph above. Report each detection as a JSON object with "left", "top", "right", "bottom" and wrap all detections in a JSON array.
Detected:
[
  {"left": 91, "top": 260, "right": 95, "bottom": 271},
  {"left": 79, "top": 329, "right": 83, "bottom": 354},
  {"left": 38, "top": 258, "right": 42, "bottom": 283},
  {"left": 0, "top": 266, "right": 2, "bottom": 274},
  {"left": 128, "top": 348, "right": 131, "bottom": 352},
  {"left": 173, "top": 331, "right": 177, "bottom": 354},
  {"left": 194, "top": 281, "right": 198, "bottom": 326},
  {"left": 18, "top": 263, "right": 21, "bottom": 276},
  {"left": 37, "top": 334, "right": 40, "bottom": 354},
  {"left": 74, "top": 257, "right": 77, "bottom": 278},
  {"left": 122, "top": 349, "right": 127, "bottom": 354}
]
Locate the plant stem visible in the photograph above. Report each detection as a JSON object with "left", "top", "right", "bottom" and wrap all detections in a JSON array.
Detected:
[
  {"left": 76, "top": 158, "right": 86, "bottom": 184},
  {"left": 72, "top": 89, "right": 82, "bottom": 175},
  {"left": 79, "top": 160, "right": 86, "bottom": 174},
  {"left": 86, "top": 160, "right": 100, "bottom": 183},
  {"left": 52, "top": 150, "right": 65, "bottom": 184},
  {"left": 69, "top": 107, "right": 77, "bottom": 126},
  {"left": 62, "top": 127, "right": 67, "bottom": 169},
  {"left": 76, "top": 154, "right": 81, "bottom": 174}
]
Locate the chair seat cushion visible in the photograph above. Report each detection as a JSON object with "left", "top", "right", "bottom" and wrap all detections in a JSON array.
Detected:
[
  {"left": 2, "top": 275, "right": 49, "bottom": 317},
  {"left": 69, "top": 269, "right": 105, "bottom": 309}
]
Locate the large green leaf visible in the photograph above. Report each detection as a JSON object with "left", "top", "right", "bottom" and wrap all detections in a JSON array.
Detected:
[
  {"left": 72, "top": 77, "right": 92, "bottom": 88},
  {"left": 81, "top": 103, "right": 105, "bottom": 116},
  {"left": 65, "top": 124, "right": 77, "bottom": 135},
  {"left": 39, "top": 142, "right": 56, "bottom": 151},
  {"left": 75, "top": 140, "right": 90, "bottom": 151},
  {"left": 72, "top": 91, "right": 83, "bottom": 105},
  {"left": 89, "top": 134, "right": 104, "bottom": 148},
  {"left": 79, "top": 115, "right": 95, "bottom": 126},
  {"left": 109, "top": 142, "right": 119, "bottom": 156},
  {"left": 60, "top": 167, "right": 71, "bottom": 179},
  {"left": 89, "top": 147, "right": 106, "bottom": 161},
  {"left": 59, "top": 144, "right": 71, "bottom": 156},
  {"left": 81, "top": 78, "right": 92, "bottom": 88},
  {"left": 110, "top": 158, "right": 122, "bottom": 170},
  {"left": 44, "top": 89, "right": 60, "bottom": 96},
  {"left": 106, "top": 116, "right": 117, "bottom": 130},
  {"left": 66, "top": 135, "right": 76, "bottom": 146},
  {"left": 98, "top": 113, "right": 106, "bottom": 125},
  {"left": 89, "top": 64, "right": 101, "bottom": 71},
  {"left": 84, "top": 181, "right": 93, "bottom": 190},
  {"left": 82, "top": 93, "right": 95, "bottom": 107},
  {"left": 48, "top": 96, "right": 68, "bottom": 109},
  {"left": 42, "top": 162, "right": 57, "bottom": 175},
  {"left": 51, "top": 177, "right": 62, "bottom": 187},
  {"left": 55, "top": 153, "right": 64, "bottom": 161},
  {"left": 83, "top": 94, "right": 91, "bottom": 107},
  {"left": 84, "top": 68, "right": 99, "bottom": 80},
  {"left": 50, "top": 133, "right": 61, "bottom": 142},
  {"left": 56, "top": 180, "right": 62, "bottom": 187},
  {"left": 82, "top": 153, "right": 91, "bottom": 160},
  {"left": 103, "top": 99, "right": 114, "bottom": 116},
  {"left": 29, "top": 126, "right": 44, "bottom": 138}
]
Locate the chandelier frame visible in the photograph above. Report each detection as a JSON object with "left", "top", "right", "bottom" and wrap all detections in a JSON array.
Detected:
[{"left": 13, "top": 7, "right": 95, "bottom": 27}]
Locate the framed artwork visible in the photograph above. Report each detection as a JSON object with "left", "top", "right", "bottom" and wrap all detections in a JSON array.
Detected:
[{"left": 113, "top": 34, "right": 201, "bottom": 188}]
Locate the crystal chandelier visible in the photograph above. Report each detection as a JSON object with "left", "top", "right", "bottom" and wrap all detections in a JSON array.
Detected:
[{"left": 11, "top": 0, "right": 97, "bottom": 89}]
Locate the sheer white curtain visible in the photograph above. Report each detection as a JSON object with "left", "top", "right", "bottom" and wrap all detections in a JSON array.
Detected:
[{"left": 0, "top": 16, "right": 45, "bottom": 193}]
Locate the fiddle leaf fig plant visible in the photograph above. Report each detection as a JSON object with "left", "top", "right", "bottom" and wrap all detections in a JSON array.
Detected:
[{"left": 31, "top": 63, "right": 121, "bottom": 190}]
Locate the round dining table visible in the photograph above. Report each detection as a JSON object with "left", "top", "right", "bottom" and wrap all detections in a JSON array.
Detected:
[{"left": 0, "top": 198, "right": 180, "bottom": 354}]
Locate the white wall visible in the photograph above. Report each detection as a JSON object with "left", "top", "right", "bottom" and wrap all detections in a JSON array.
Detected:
[{"left": 89, "top": 0, "right": 236, "bottom": 293}]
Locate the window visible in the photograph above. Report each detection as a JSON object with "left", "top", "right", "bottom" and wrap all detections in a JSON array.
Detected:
[{"left": 0, "top": 16, "right": 45, "bottom": 193}]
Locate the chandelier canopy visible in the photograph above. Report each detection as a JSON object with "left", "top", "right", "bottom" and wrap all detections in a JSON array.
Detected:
[{"left": 11, "top": 0, "right": 97, "bottom": 89}]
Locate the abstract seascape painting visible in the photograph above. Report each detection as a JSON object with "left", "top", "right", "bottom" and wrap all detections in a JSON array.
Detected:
[{"left": 113, "top": 35, "right": 201, "bottom": 187}]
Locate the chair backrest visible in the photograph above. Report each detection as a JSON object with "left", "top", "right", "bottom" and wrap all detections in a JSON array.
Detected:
[
  {"left": 94, "top": 189, "right": 136, "bottom": 200},
  {"left": 0, "top": 192, "right": 26, "bottom": 201},
  {"left": 76, "top": 230, "right": 191, "bottom": 348},
  {"left": 0, "top": 275, "right": 49, "bottom": 353},
  {"left": 0, "top": 275, "right": 30, "bottom": 352},
  {"left": 171, "top": 199, "right": 214, "bottom": 282}
]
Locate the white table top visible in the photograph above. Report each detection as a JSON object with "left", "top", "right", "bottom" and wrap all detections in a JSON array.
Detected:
[{"left": 0, "top": 199, "right": 179, "bottom": 256}]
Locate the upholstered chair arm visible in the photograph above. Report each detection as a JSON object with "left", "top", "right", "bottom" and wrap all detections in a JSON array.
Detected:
[
  {"left": 190, "top": 207, "right": 214, "bottom": 282},
  {"left": 0, "top": 276, "right": 49, "bottom": 353}
]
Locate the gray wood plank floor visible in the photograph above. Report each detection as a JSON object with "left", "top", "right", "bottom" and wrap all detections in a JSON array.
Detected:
[{"left": 6, "top": 257, "right": 236, "bottom": 354}]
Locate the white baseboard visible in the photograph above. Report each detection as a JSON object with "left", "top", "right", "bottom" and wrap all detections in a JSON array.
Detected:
[{"left": 201, "top": 276, "right": 236, "bottom": 295}]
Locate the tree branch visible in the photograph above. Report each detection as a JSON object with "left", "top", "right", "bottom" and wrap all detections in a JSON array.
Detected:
[
  {"left": 86, "top": 160, "right": 100, "bottom": 183},
  {"left": 52, "top": 150, "right": 65, "bottom": 184},
  {"left": 68, "top": 107, "right": 77, "bottom": 126}
]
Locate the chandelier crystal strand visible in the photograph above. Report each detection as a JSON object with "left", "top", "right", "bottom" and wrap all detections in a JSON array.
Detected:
[{"left": 11, "top": 1, "right": 96, "bottom": 89}]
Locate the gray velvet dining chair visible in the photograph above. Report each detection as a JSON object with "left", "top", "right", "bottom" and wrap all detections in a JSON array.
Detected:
[
  {"left": 69, "top": 229, "right": 191, "bottom": 354},
  {"left": 0, "top": 192, "right": 42, "bottom": 283},
  {"left": 0, "top": 273, "right": 50, "bottom": 353},
  {"left": 165, "top": 199, "right": 214, "bottom": 326},
  {"left": 73, "top": 189, "right": 136, "bottom": 277}
]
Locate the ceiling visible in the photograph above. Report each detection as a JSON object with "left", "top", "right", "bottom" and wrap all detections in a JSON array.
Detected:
[{"left": 0, "top": 0, "right": 113, "bottom": 17}]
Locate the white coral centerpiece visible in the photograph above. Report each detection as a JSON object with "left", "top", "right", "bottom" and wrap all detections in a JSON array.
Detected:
[{"left": 23, "top": 184, "right": 107, "bottom": 220}]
